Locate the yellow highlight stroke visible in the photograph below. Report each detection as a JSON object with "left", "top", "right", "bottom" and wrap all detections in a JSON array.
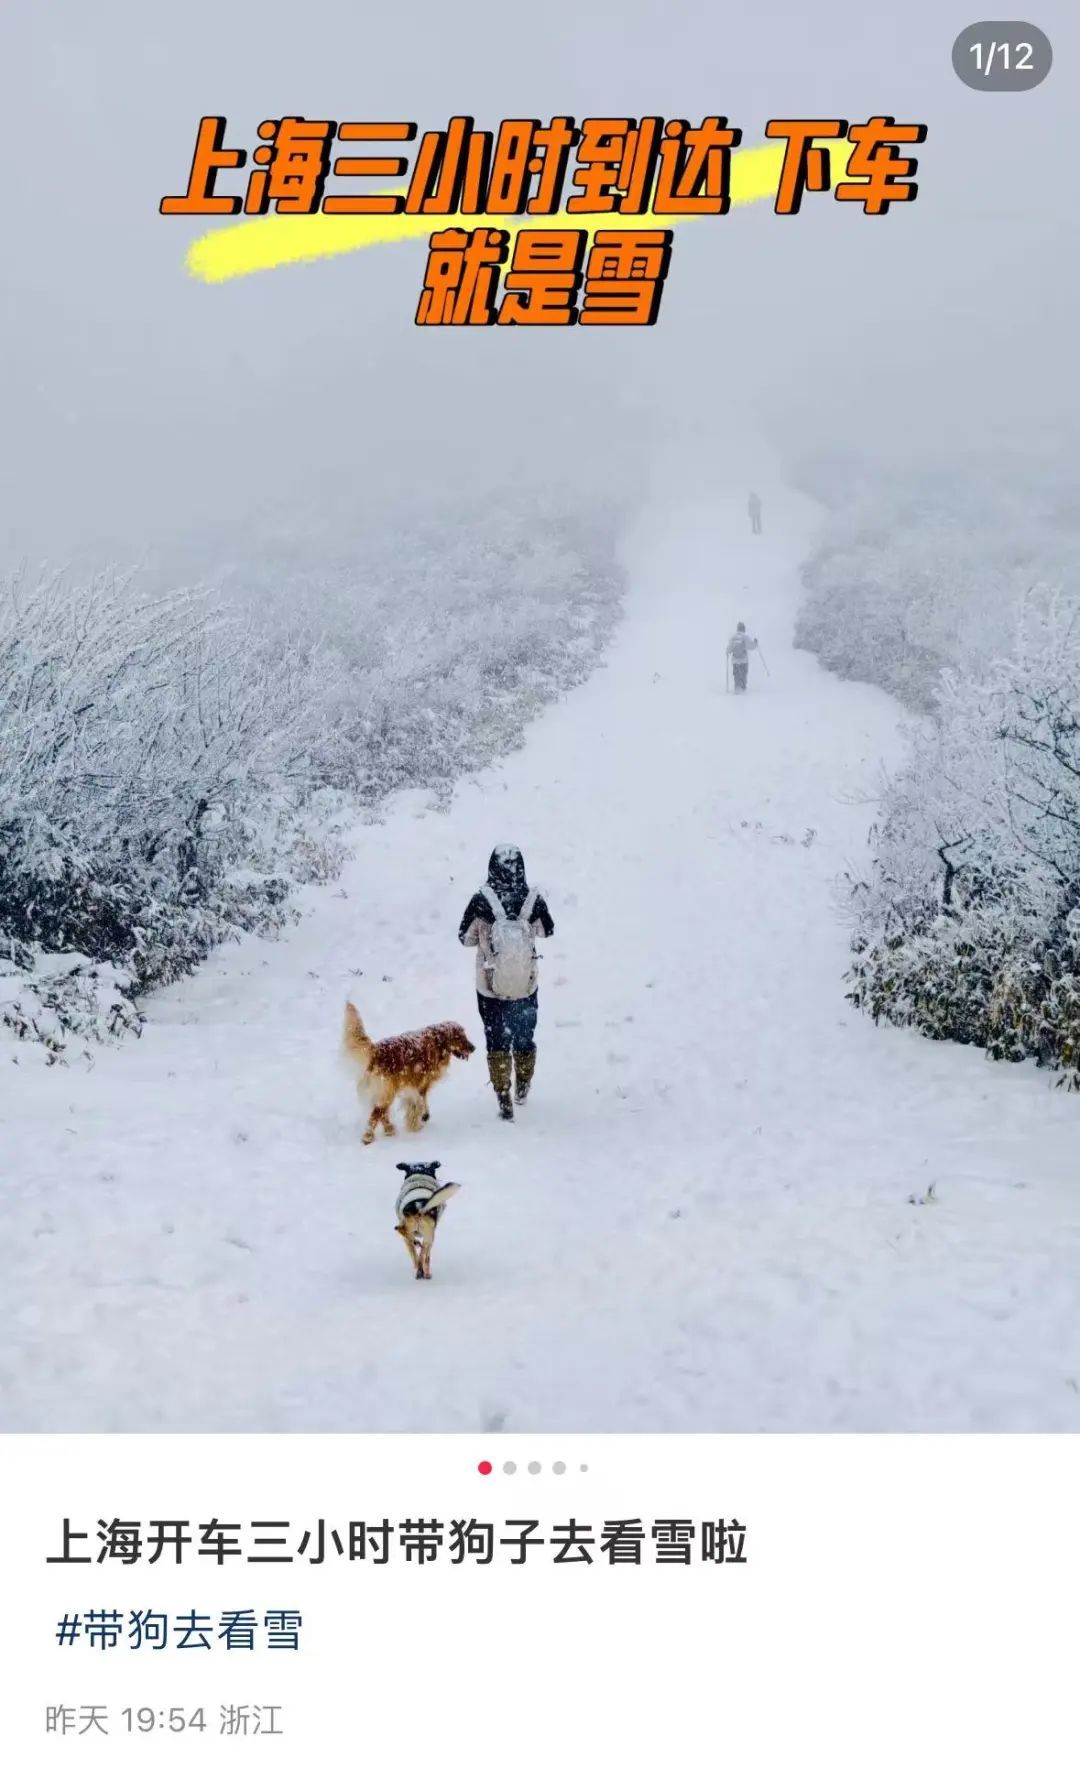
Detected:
[{"left": 185, "top": 140, "right": 851, "bottom": 284}]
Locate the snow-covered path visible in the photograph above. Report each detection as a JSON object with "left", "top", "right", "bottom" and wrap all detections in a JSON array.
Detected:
[{"left": 4, "top": 490, "right": 1080, "bottom": 1431}]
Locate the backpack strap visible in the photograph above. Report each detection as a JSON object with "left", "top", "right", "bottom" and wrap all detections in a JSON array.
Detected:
[
  {"left": 481, "top": 884, "right": 538, "bottom": 923},
  {"left": 480, "top": 884, "right": 507, "bottom": 921}
]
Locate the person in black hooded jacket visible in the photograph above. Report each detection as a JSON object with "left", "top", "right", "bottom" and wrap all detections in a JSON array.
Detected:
[{"left": 458, "top": 844, "right": 555, "bottom": 1120}]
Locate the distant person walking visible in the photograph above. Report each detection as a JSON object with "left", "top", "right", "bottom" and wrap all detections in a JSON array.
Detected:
[
  {"left": 458, "top": 844, "right": 554, "bottom": 1122},
  {"left": 726, "top": 622, "right": 759, "bottom": 693},
  {"left": 747, "top": 490, "right": 763, "bottom": 535}
]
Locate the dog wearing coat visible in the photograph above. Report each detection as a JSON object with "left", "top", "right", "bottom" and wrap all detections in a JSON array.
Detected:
[
  {"left": 394, "top": 1161, "right": 460, "bottom": 1280},
  {"left": 342, "top": 1001, "right": 475, "bottom": 1146}
]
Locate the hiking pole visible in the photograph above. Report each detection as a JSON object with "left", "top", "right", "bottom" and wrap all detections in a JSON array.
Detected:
[{"left": 757, "top": 647, "right": 771, "bottom": 678}]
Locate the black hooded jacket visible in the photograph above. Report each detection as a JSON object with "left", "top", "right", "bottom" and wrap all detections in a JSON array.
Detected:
[{"left": 457, "top": 845, "right": 555, "bottom": 942}]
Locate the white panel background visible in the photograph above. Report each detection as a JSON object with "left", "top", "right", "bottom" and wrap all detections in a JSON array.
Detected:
[{"left": 2, "top": 1434, "right": 1076, "bottom": 1764}]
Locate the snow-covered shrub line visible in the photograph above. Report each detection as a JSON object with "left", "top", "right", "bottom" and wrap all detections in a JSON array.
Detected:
[
  {"left": 218, "top": 500, "right": 624, "bottom": 808},
  {"left": 793, "top": 455, "right": 1080, "bottom": 1081},
  {"left": 794, "top": 460, "right": 1080, "bottom": 712},
  {"left": 836, "top": 579, "right": 1080, "bottom": 1084},
  {"left": 1, "top": 500, "right": 625, "bottom": 1058}
]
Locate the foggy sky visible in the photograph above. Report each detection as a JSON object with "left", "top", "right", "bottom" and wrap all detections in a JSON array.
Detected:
[{"left": 1, "top": 0, "right": 1076, "bottom": 573}]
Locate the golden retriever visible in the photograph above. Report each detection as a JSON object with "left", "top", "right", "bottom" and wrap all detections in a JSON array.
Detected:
[{"left": 342, "top": 1001, "right": 475, "bottom": 1145}]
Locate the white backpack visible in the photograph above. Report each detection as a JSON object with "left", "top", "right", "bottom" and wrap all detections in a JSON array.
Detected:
[
  {"left": 731, "top": 632, "right": 749, "bottom": 662},
  {"left": 481, "top": 885, "right": 538, "bottom": 999}
]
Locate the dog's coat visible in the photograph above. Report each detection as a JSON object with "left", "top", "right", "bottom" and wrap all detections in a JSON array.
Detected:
[
  {"left": 394, "top": 1160, "right": 460, "bottom": 1280},
  {"left": 342, "top": 1002, "right": 474, "bottom": 1145}
]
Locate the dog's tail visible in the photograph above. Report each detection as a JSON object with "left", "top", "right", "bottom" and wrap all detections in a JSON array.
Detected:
[{"left": 342, "top": 1001, "right": 373, "bottom": 1066}]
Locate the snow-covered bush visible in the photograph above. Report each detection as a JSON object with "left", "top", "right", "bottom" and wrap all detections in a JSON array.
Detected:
[
  {"left": 845, "top": 589, "right": 1080, "bottom": 1084},
  {"left": 795, "top": 450, "right": 1080, "bottom": 1080},
  {"left": 1, "top": 946, "right": 144, "bottom": 1065},
  {"left": 1, "top": 495, "right": 625, "bottom": 1055},
  {"left": 0, "top": 570, "right": 332, "bottom": 1004}
]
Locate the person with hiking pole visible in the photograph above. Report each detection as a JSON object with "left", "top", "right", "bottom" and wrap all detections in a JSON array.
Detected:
[
  {"left": 726, "top": 621, "right": 760, "bottom": 693},
  {"left": 458, "top": 844, "right": 555, "bottom": 1122}
]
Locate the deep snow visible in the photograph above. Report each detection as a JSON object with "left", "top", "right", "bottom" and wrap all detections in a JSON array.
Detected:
[{"left": 3, "top": 491, "right": 1079, "bottom": 1431}]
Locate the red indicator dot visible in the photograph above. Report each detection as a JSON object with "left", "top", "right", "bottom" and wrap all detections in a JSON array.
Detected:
[{"left": 478, "top": 1460, "right": 493, "bottom": 1475}]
